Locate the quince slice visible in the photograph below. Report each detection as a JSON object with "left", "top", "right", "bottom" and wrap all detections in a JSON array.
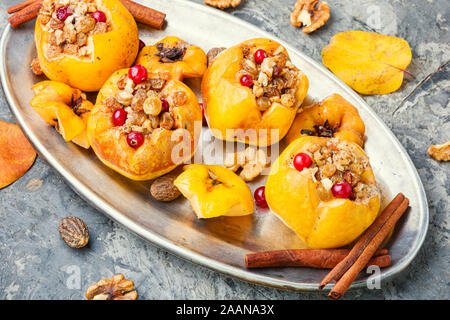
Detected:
[{"left": 174, "top": 164, "right": 254, "bottom": 219}]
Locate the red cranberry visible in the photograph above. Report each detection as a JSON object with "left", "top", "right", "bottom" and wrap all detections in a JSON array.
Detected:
[
  {"left": 138, "top": 39, "right": 146, "bottom": 52},
  {"left": 56, "top": 6, "right": 72, "bottom": 21},
  {"left": 293, "top": 153, "right": 312, "bottom": 172},
  {"left": 112, "top": 108, "right": 127, "bottom": 126},
  {"left": 128, "top": 64, "right": 148, "bottom": 84},
  {"left": 240, "top": 74, "right": 253, "bottom": 87},
  {"left": 91, "top": 10, "right": 107, "bottom": 23},
  {"left": 127, "top": 131, "right": 144, "bottom": 149},
  {"left": 254, "top": 186, "right": 268, "bottom": 208},
  {"left": 332, "top": 181, "right": 353, "bottom": 199},
  {"left": 160, "top": 99, "right": 170, "bottom": 113},
  {"left": 254, "top": 49, "right": 267, "bottom": 64},
  {"left": 200, "top": 103, "right": 207, "bottom": 126}
]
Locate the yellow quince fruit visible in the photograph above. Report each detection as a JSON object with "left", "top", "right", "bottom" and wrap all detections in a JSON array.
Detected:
[{"left": 174, "top": 164, "right": 254, "bottom": 219}]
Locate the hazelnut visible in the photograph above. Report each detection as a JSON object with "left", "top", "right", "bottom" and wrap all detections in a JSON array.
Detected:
[
  {"left": 86, "top": 274, "right": 138, "bottom": 300},
  {"left": 207, "top": 47, "right": 226, "bottom": 66},
  {"left": 59, "top": 217, "right": 89, "bottom": 248},
  {"left": 150, "top": 174, "right": 182, "bottom": 202}
]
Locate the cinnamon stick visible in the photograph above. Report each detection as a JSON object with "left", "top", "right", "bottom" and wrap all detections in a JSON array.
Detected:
[
  {"left": 7, "top": 0, "right": 166, "bottom": 30},
  {"left": 319, "top": 193, "right": 405, "bottom": 290},
  {"left": 245, "top": 249, "right": 390, "bottom": 269},
  {"left": 7, "top": 0, "right": 40, "bottom": 14},
  {"left": 8, "top": 0, "right": 42, "bottom": 28},
  {"left": 119, "top": 0, "right": 166, "bottom": 30},
  {"left": 328, "top": 197, "right": 410, "bottom": 300}
]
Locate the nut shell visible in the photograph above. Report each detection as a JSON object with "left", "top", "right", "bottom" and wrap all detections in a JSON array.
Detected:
[
  {"left": 59, "top": 217, "right": 89, "bottom": 248},
  {"left": 207, "top": 47, "right": 226, "bottom": 66},
  {"left": 150, "top": 174, "right": 182, "bottom": 201}
]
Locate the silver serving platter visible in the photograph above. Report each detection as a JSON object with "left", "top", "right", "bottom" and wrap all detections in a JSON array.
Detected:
[{"left": 1, "top": 0, "right": 428, "bottom": 291}]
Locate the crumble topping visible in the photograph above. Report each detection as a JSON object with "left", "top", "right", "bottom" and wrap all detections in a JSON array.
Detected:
[
  {"left": 39, "top": 0, "right": 111, "bottom": 60},
  {"left": 107, "top": 74, "right": 181, "bottom": 136},
  {"left": 238, "top": 45, "right": 302, "bottom": 113},
  {"left": 294, "top": 138, "right": 379, "bottom": 202},
  {"left": 155, "top": 42, "right": 188, "bottom": 63}
]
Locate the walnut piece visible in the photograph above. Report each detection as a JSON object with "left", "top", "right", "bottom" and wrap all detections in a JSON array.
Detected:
[
  {"left": 290, "top": 0, "right": 330, "bottom": 34},
  {"left": 86, "top": 274, "right": 138, "bottom": 300},
  {"left": 224, "top": 147, "right": 267, "bottom": 182},
  {"left": 59, "top": 217, "right": 89, "bottom": 249},
  {"left": 428, "top": 141, "right": 450, "bottom": 161},
  {"left": 30, "top": 58, "right": 43, "bottom": 76},
  {"left": 204, "top": 0, "right": 242, "bottom": 10}
]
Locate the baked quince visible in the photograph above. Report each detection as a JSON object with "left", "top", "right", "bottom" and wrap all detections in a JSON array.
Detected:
[
  {"left": 35, "top": 0, "right": 139, "bottom": 91},
  {"left": 202, "top": 38, "right": 309, "bottom": 146},
  {"left": 30, "top": 80, "right": 93, "bottom": 148},
  {"left": 286, "top": 94, "right": 366, "bottom": 147},
  {"left": 87, "top": 65, "right": 202, "bottom": 180},
  {"left": 265, "top": 136, "right": 380, "bottom": 248},
  {"left": 136, "top": 36, "right": 207, "bottom": 81},
  {"left": 174, "top": 164, "right": 254, "bottom": 219}
]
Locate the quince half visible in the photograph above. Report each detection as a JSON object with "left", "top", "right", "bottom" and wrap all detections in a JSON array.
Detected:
[
  {"left": 265, "top": 136, "right": 380, "bottom": 248},
  {"left": 174, "top": 164, "right": 254, "bottom": 219},
  {"left": 30, "top": 80, "right": 93, "bottom": 148},
  {"left": 136, "top": 36, "right": 207, "bottom": 81}
]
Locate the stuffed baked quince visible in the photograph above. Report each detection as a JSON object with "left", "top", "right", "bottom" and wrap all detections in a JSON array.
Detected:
[
  {"left": 35, "top": 0, "right": 139, "bottom": 92},
  {"left": 286, "top": 94, "right": 366, "bottom": 147},
  {"left": 87, "top": 64, "right": 202, "bottom": 180},
  {"left": 174, "top": 164, "right": 254, "bottom": 219},
  {"left": 202, "top": 38, "right": 309, "bottom": 146},
  {"left": 265, "top": 136, "right": 380, "bottom": 249},
  {"left": 136, "top": 36, "right": 207, "bottom": 81},
  {"left": 31, "top": 80, "right": 93, "bottom": 148}
]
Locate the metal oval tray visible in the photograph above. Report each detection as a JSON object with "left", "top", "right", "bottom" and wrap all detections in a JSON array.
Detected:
[{"left": 1, "top": 0, "right": 428, "bottom": 291}]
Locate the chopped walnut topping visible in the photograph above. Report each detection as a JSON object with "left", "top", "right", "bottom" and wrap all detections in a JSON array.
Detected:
[
  {"left": 112, "top": 72, "right": 180, "bottom": 136},
  {"left": 86, "top": 274, "right": 137, "bottom": 300},
  {"left": 155, "top": 42, "right": 187, "bottom": 63},
  {"left": 30, "top": 58, "right": 43, "bottom": 76},
  {"left": 290, "top": 0, "right": 330, "bottom": 34},
  {"left": 224, "top": 147, "right": 268, "bottom": 181},
  {"left": 39, "top": 0, "right": 111, "bottom": 59},
  {"left": 298, "top": 138, "right": 378, "bottom": 202},
  {"left": 238, "top": 45, "right": 301, "bottom": 114},
  {"left": 204, "top": 0, "right": 242, "bottom": 10},
  {"left": 428, "top": 141, "right": 450, "bottom": 161}
]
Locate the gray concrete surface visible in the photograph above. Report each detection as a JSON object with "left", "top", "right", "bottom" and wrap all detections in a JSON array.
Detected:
[{"left": 0, "top": 0, "right": 448, "bottom": 300}]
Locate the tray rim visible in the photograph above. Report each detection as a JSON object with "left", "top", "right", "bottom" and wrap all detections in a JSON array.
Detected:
[{"left": 0, "top": 0, "right": 429, "bottom": 293}]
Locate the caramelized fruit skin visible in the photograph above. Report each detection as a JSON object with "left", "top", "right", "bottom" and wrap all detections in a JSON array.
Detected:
[{"left": 87, "top": 69, "right": 202, "bottom": 181}]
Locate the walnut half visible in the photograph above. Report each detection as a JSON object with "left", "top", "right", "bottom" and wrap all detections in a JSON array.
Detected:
[
  {"left": 224, "top": 147, "right": 268, "bottom": 182},
  {"left": 290, "top": 0, "right": 330, "bottom": 34},
  {"left": 428, "top": 141, "right": 450, "bottom": 161},
  {"left": 86, "top": 274, "right": 138, "bottom": 300}
]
